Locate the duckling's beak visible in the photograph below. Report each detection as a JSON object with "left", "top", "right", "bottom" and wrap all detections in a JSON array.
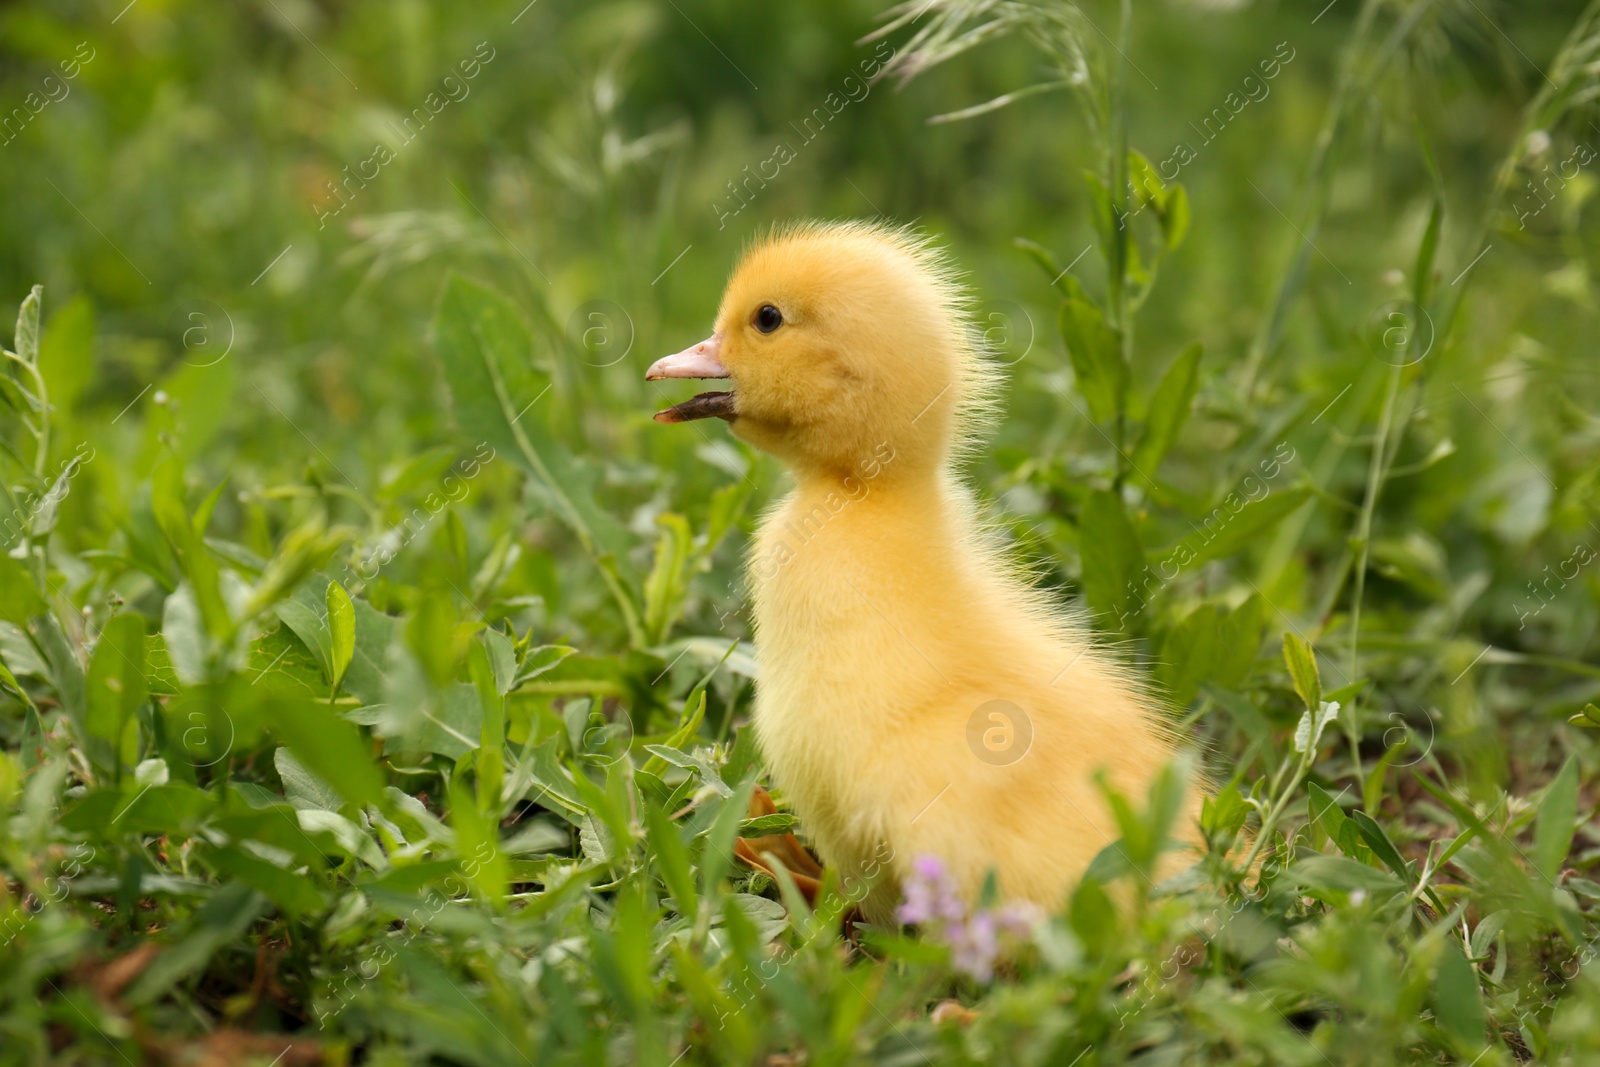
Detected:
[{"left": 646, "top": 333, "right": 736, "bottom": 423}]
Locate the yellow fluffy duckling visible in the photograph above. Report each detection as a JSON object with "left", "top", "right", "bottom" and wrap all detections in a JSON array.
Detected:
[{"left": 647, "top": 220, "right": 1201, "bottom": 924}]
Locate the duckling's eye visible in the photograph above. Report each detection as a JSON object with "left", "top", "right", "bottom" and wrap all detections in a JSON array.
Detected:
[{"left": 754, "top": 304, "right": 783, "bottom": 334}]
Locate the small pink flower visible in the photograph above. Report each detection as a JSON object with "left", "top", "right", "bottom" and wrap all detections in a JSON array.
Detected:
[{"left": 897, "top": 854, "right": 1039, "bottom": 982}]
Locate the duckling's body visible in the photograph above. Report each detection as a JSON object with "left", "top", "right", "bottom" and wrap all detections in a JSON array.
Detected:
[{"left": 649, "top": 221, "right": 1201, "bottom": 923}]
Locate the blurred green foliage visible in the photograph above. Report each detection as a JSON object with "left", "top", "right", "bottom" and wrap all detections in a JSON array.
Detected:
[{"left": 2, "top": 0, "right": 1600, "bottom": 1063}]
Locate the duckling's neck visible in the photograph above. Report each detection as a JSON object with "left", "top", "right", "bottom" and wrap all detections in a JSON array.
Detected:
[{"left": 748, "top": 458, "right": 978, "bottom": 629}]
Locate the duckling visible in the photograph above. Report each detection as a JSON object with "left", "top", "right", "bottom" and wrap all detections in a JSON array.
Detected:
[{"left": 647, "top": 220, "right": 1202, "bottom": 924}]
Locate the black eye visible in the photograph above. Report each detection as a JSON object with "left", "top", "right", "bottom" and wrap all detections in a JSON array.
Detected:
[{"left": 754, "top": 305, "right": 783, "bottom": 334}]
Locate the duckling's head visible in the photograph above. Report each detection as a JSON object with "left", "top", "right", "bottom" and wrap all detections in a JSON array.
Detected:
[{"left": 647, "top": 220, "right": 994, "bottom": 479}]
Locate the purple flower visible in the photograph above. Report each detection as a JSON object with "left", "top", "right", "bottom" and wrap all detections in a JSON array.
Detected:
[
  {"left": 897, "top": 854, "right": 1040, "bottom": 982},
  {"left": 897, "top": 853, "right": 965, "bottom": 926}
]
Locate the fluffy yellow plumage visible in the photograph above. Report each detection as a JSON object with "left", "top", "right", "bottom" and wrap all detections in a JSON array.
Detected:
[{"left": 648, "top": 220, "right": 1201, "bottom": 924}]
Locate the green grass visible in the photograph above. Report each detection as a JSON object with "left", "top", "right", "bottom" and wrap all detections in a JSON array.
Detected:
[{"left": 3, "top": 0, "right": 1600, "bottom": 1063}]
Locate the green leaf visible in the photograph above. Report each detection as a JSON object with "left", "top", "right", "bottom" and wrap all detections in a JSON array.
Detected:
[
  {"left": 1078, "top": 490, "right": 1144, "bottom": 632},
  {"left": 29, "top": 452, "right": 84, "bottom": 539},
  {"left": 276, "top": 596, "right": 332, "bottom": 682},
  {"left": 1349, "top": 810, "right": 1409, "bottom": 882},
  {"left": 340, "top": 598, "right": 400, "bottom": 706},
  {"left": 203, "top": 843, "right": 326, "bottom": 914},
  {"left": 643, "top": 512, "right": 694, "bottom": 645},
  {"left": 1293, "top": 701, "right": 1340, "bottom": 756},
  {"left": 699, "top": 776, "right": 757, "bottom": 907},
  {"left": 27, "top": 612, "right": 86, "bottom": 727},
  {"left": 433, "top": 272, "right": 641, "bottom": 617},
  {"left": 0, "top": 555, "right": 48, "bottom": 625},
  {"left": 270, "top": 698, "right": 386, "bottom": 810},
  {"left": 1131, "top": 342, "right": 1201, "bottom": 475},
  {"left": 124, "top": 884, "right": 267, "bottom": 1007},
  {"left": 84, "top": 613, "right": 149, "bottom": 779},
  {"left": 1157, "top": 596, "right": 1263, "bottom": 706},
  {"left": 1160, "top": 182, "right": 1191, "bottom": 251},
  {"left": 449, "top": 774, "right": 509, "bottom": 907},
  {"left": 1059, "top": 297, "right": 1126, "bottom": 424},
  {"left": 326, "top": 580, "right": 355, "bottom": 689},
  {"left": 1282, "top": 632, "right": 1321, "bottom": 712},
  {"left": 645, "top": 798, "right": 698, "bottom": 916},
  {"left": 737, "top": 813, "right": 798, "bottom": 837},
  {"left": 1013, "top": 237, "right": 1071, "bottom": 295},
  {"left": 39, "top": 295, "right": 96, "bottom": 418},
  {"left": 1171, "top": 487, "right": 1312, "bottom": 569},
  {"left": 274, "top": 747, "right": 344, "bottom": 812},
  {"left": 12, "top": 284, "right": 42, "bottom": 365},
  {"left": 1283, "top": 853, "right": 1402, "bottom": 896},
  {"left": 470, "top": 640, "right": 505, "bottom": 816},
  {"left": 1569, "top": 702, "right": 1600, "bottom": 728},
  {"left": 1532, "top": 755, "right": 1579, "bottom": 883},
  {"left": 1432, "top": 939, "right": 1487, "bottom": 1048}
]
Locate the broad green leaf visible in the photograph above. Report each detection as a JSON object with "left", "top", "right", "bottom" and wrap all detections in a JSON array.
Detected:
[
  {"left": 161, "top": 585, "right": 207, "bottom": 685},
  {"left": 470, "top": 640, "right": 505, "bottom": 815},
  {"left": 84, "top": 613, "right": 149, "bottom": 779},
  {"left": 203, "top": 844, "right": 326, "bottom": 914},
  {"left": 0, "top": 556, "right": 47, "bottom": 625},
  {"left": 341, "top": 598, "right": 400, "bottom": 706},
  {"left": 1533, "top": 755, "right": 1579, "bottom": 882},
  {"left": 1350, "top": 810, "right": 1409, "bottom": 882},
  {"left": 643, "top": 512, "right": 694, "bottom": 646},
  {"left": 1569, "top": 702, "right": 1600, "bottom": 728},
  {"left": 1059, "top": 297, "right": 1126, "bottom": 424},
  {"left": 737, "top": 813, "right": 798, "bottom": 837},
  {"left": 698, "top": 777, "right": 757, "bottom": 911},
  {"left": 246, "top": 624, "right": 326, "bottom": 697},
  {"left": 1283, "top": 854, "right": 1402, "bottom": 895},
  {"left": 449, "top": 774, "right": 508, "bottom": 907},
  {"left": 1161, "top": 182, "right": 1191, "bottom": 251},
  {"left": 1282, "top": 632, "right": 1321, "bottom": 712},
  {"left": 1131, "top": 342, "right": 1201, "bottom": 475},
  {"left": 276, "top": 596, "right": 331, "bottom": 681},
  {"left": 39, "top": 295, "right": 96, "bottom": 417},
  {"left": 1307, "top": 781, "right": 1355, "bottom": 853},
  {"left": 27, "top": 612, "right": 85, "bottom": 727},
  {"left": 1078, "top": 490, "right": 1144, "bottom": 632},
  {"left": 326, "top": 580, "right": 355, "bottom": 689},
  {"left": 11, "top": 284, "right": 41, "bottom": 364},
  {"left": 29, "top": 452, "right": 84, "bottom": 539},
  {"left": 270, "top": 698, "right": 386, "bottom": 810},
  {"left": 1432, "top": 939, "right": 1487, "bottom": 1048},
  {"left": 1158, "top": 597, "right": 1263, "bottom": 706},
  {"left": 274, "top": 746, "right": 344, "bottom": 812}
]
